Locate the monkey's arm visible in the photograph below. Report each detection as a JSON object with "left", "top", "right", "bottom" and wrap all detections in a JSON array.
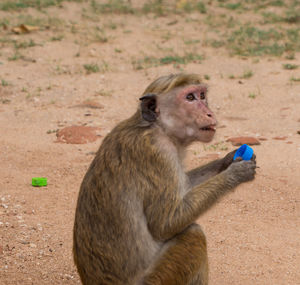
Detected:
[
  {"left": 187, "top": 159, "right": 224, "bottom": 187},
  {"left": 187, "top": 150, "right": 237, "bottom": 187},
  {"left": 146, "top": 160, "right": 256, "bottom": 241}
]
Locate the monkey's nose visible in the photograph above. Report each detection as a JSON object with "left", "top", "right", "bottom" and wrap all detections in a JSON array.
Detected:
[{"left": 207, "top": 113, "right": 212, "bottom": 117}]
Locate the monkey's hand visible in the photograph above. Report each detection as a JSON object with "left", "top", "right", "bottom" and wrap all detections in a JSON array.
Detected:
[
  {"left": 220, "top": 149, "right": 256, "bottom": 172},
  {"left": 225, "top": 159, "right": 256, "bottom": 186}
]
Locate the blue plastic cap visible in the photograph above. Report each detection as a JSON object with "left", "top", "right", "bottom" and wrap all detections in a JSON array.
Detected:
[{"left": 233, "top": 144, "right": 253, "bottom": 161}]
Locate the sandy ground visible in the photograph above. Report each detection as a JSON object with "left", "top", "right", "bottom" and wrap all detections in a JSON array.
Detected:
[{"left": 0, "top": 1, "right": 299, "bottom": 284}]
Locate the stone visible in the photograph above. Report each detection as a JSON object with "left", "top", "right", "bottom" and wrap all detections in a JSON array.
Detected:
[
  {"left": 272, "top": 136, "right": 287, "bottom": 140},
  {"left": 72, "top": 100, "right": 104, "bottom": 109},
  {"left": 226, "top": 136, "right": 260, "bottom": 146},
  {"left": 258, "top": 137, "right": 268, "bottom": 141},
  {"left": 56, "top": 126, "right": 101, "bottom": 144}
]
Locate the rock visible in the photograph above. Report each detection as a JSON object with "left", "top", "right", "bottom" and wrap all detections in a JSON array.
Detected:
[
  {"left": 258, "top": 137, "right": 268, "bottom": 141},
  {"left": 272, "top": 136, "right": 287, "bottom": 140},
  {"left": 64, "top": 274, "right": 74, "bottom": 280},
  {"left": 56, "top": 126, "right": 101, "bottom": 144},
  {"left": 286, "top": 141, "right": 293, "bottom": 144},
  {"left": 226, "top": 137, "right": 260, "bottom": 146},
  {"left": 72, "top": 100, "right": 104, "bottom": 109}
]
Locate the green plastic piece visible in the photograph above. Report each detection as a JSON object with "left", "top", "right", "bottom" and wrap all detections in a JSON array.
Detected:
[{"left": 32, "top": 177, "right": 47, "bottom": 187}]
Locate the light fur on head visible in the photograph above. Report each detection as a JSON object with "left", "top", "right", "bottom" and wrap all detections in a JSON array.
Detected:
[{"left": 142, "top": 73, "right": 202, "bottom": 95}]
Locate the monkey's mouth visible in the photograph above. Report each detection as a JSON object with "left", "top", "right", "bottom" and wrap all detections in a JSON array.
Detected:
[{"left": 200, "top": 125, "right": 216, "bottom": 132}]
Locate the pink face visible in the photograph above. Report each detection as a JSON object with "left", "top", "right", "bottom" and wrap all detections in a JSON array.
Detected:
[
  {"left": 159, "top": 84, "right": 217, "bottom": 144},
  {"left": 177, "top": 85, "right": 217, "bottom": 142}
]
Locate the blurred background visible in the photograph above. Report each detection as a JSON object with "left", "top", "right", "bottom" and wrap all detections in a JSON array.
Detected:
[{"left": 0, "top": 1, "right": 299, "bottom": 284}]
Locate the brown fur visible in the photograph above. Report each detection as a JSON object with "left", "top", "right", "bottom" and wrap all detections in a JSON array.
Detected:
[{"left": 73, "top": 74, "right": 256, "bottom": 285}]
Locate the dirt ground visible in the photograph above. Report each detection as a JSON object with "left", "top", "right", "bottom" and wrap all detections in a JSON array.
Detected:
[{"left": 0, "top": 1, "right": 299, "bottom": 284}]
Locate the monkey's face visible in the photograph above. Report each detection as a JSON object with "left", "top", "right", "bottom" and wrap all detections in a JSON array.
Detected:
[{"left": 159, "top": 85, "right": 217, "bottom": 144}]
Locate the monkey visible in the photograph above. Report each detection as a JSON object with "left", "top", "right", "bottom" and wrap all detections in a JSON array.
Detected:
[{"left": 73, "top": 73, "right": 256, "bottom": 285}]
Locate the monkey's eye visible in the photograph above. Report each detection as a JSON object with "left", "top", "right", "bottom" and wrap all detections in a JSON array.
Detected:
[
  {"left": 186, "top": 93, "right": 196, "bottom": 101},
  {"left": 200, "top": 92, "right": 206, "bottom": 100}
]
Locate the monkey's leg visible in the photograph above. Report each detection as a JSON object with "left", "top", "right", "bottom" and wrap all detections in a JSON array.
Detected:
[{"left": 142, "top": 223, "right": 208, "bottom": 285}]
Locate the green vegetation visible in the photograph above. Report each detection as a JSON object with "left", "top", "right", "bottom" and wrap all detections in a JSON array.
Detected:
[
  {"left": 0, "top": 0, "right": 83, "bottom": 11},
  {"left": 242, "top": 70, "right": 254, "bottom": 79},
  {"left": 160, "top": 54, "right": 204, "bottom": 64},
  {"left": 248, "top": 92, "right": 257, "bottom": 99},
  {"left": 268, "top": 0, "right": 285, "bottom": 7},
  {"left": 51, "top": 35, "right": 64, "bottom": 41},
  {"left": 290, "top": 77, "right": 300, "bottom": 82},
  {"left": 88, "top": 0, "right": 208, "bottom": 16},
  {"left": 0, "top": 0, "right": 60, "bottom": 10},
  {"left": 91, "top": 0, "right": 134, "bottom": 14},
  {"left": 284, "top": 8, "right": 300, "bottom": 24},
  {"left": 3, "top": 39, "right": 37, "bottom": 62},
  {"left": 224, "top": 3, "right": 242, "bottom": 10},
  {"left": 132, "top": 53, "right": 204, "bottom": 70},
  {"left": 1, "top": 79, "right": 9, "bottom": 86},
  {"left": 142, "top": 0, "right": 166, "bottom": 16},
  {"left": 262, "top": 9, "right": 300, "bottom": 24},
  {"left": 198, "top": 0, "right": 300, "bottom": 57},
  {"left": 282, "top": 63, "right": 298, "bottom": 70},
  {"left": 14, "top": 39, "right": 36, "bottom": 49},
  {"left": 83, "top": 63, "right": 100, "bottom": 73},
  {"left": 0, "top": 0, "right": 299, "bottom": 75},
  {"left": 15, "top": 14, "right": 64, "bottom": 29},
  {"left": 83, "top": 62, "right": 109, "bottom": 74},
  {"left": 195, "top": 2, "right": 207, "bottom": 14},
  {"left": 225, "top": 25, "right": 300, "bottom": 56},
  {"left": 1, "top": 99, "right": 11, "bottom": 104},
  {"left": 209, "top": 40, "right": 225, "bottom": 48},
  {"left": 285, "top": 53, "right": 295, "bottom": 60},
  {"left": 8, "top": 52, "right": 22, "bottom": 61},
  {"left": 179, "top": 1, "right": 207, "bottom": 14},
  {"left": 92, "top": 26, "right": 108, "bottom": 43},
  {"left": 184, "top": 39, "right": 200, "bottom": 45}
]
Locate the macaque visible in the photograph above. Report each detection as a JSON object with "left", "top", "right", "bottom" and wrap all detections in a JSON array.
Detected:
[{"left": 73, "top": 73, "right": 256, "bottom": 285}]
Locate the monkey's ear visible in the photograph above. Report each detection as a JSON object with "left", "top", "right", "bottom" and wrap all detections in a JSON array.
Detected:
[{"left": 139, "top": 93, "right": 158, "bottom": 122}]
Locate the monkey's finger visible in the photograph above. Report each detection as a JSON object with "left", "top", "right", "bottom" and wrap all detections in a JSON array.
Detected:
[
  {"left": 233, "top": 157, "right": 243, "bottom": 162},
  {"left": 251, "top": 154, "right": 256, "bottom": 161}
]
